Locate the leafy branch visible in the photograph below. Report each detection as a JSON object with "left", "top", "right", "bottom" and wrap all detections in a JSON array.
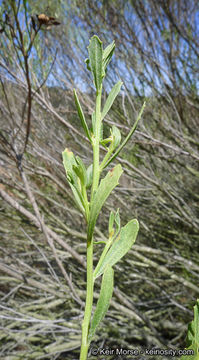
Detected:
[{"left": 62, "top": 35, "right": 145, "bottom": 360}]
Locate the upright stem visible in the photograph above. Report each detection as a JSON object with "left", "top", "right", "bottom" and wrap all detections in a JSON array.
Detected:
[
  {"left": 80, "top": 86, "right": 102, "bottom": 360},
  {"left": 91, "top": 86, "right": 102, "bottom": 202},
  {"left": 80, "top": 238, "right": 93, "bottom": 360}
]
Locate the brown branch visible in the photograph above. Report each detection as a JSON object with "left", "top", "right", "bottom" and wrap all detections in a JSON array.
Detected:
[{"left": 0, "top": 184, "right": 86, "bottom": 268}]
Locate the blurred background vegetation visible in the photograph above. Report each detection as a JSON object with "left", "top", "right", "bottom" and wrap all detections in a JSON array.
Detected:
[{"left": 0, "top": 0, "right": 199, "bottom": 359}]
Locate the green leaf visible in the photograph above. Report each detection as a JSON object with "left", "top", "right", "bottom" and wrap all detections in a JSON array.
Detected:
[
  {"left": 70, "top": 183, "right": 86, "bottom": 214},
  {"left": 62, "top": 148, "right": 78, "bottom": 185},
  {"left": 88, "top": 35, "right": 103, "bottom": 91},
  {"left": 102, "top": 41, "right": 115, "bottom": 71},
  {"left": 101, "top": 81, "right": 123, "bottom": 120},
  {"left": 62, "top": 149, "right": 86, "bottom": 214},
  {"left": 181, "top": 300, "right": 199, "bottom": 360},
  {"left": 88, "top": 265, "right": 114, "bottom": 342},
  {"left": 84, "top": 57, "right": 91, "bottom": 71},
  {"left": 114, "top": 208, "right": 121, "bottom": 238},
  {"left": 73, "top": 156, "right": 87, "bottom": 187},
  {"left": 73, "top": 89, "right": 92, "bottom": 142},
  {"left": 62, "top": 149, "right": 86, "bottom": 189},
  {"left": 103, "top": 101, "right": 146, "bottom": 169},
  {"left": 91, "top": 111, "right": 96, "bottom": 134},
  {"left": 108, "top": 211, "right": 115, "bottom": 236},
  {"left": 87, "top": 164, "right": 123, "bottom": 241},
  {"left": 108, "top": 208, "right": 120, "bottom": 238},
  {"left": 86, "top": 164, "right": 93, "bottom": 188},
  {"left": 111, "top": 125, "right": 121, "bottom": 150},
  {"left": 94, "top": 219, "right": 139, "bottom": 279},
  {"left": 100, "top": 136, "right": 112, "bottom": 149}
]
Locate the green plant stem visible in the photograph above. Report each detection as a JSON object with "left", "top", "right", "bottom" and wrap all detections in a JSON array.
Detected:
[
  {"left": 80, "top": 238, "right": 93, "bottom": 360},
  {"left": 91, "top": 87, "right": 102, "bottom": 203},
  {"left": 80, "top": 86, "right": 102, "bottom": 360}
]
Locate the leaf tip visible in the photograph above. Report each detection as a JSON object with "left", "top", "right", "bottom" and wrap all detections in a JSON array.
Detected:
[
  {"left": 63, "top": 148, "right": 73, "bottom": 158},
  {"left": 133, "top": 218, "right": 139, "bottom": 226}
]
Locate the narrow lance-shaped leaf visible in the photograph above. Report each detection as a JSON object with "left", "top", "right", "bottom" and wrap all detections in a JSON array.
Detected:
[
  {"left": 73, "top": 89, "right": 92, "bottom": 142},
  {"left": 101, "top": 81, "right": 123, "bottom": 120},
  {"left": 108, "top": 211, "right": 115, "bottom": 236},
  {"left": 114, "top": 208, "right": 121, "bottom": 238},
  {"left": 88, "top": 35, "right": 103, "bottom": 91},
  {"left": 88, "top": 265, "right": 114, "bottom": 342},
  {"left": 102, "top": 101, "right": 146, "bottom": 170},
  {"left": 87, "top": 164, "right": 123, "bottom": 242},
  {"left": 86, "top": 164, "right": 93, "bottom": 188},
  {"left": 111, "top": 125, "right": 121, "bottom": 150},
  {"left": 69, "top": 183, "right": 86, "bottom": 215},
  {"left": 62, "top": 149, "right": 86, "bottom": 215},
  {"left": 95, "top": 208, "right": 121, "bottom": 276},
  {"left": 108, "top": 208, "right": 120, "bottom": 238},
  {"left": 102, "top": 41, "right": 115, "bottom": 71},
  {"left": 62, "top": 148, "right": 78, "bottom": 185},
  {"left": 73, "top": 156, "right": 87, "bottom": 186},
  {"left": 94, "top": 219, "right": 139, "bottom": 279}
]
